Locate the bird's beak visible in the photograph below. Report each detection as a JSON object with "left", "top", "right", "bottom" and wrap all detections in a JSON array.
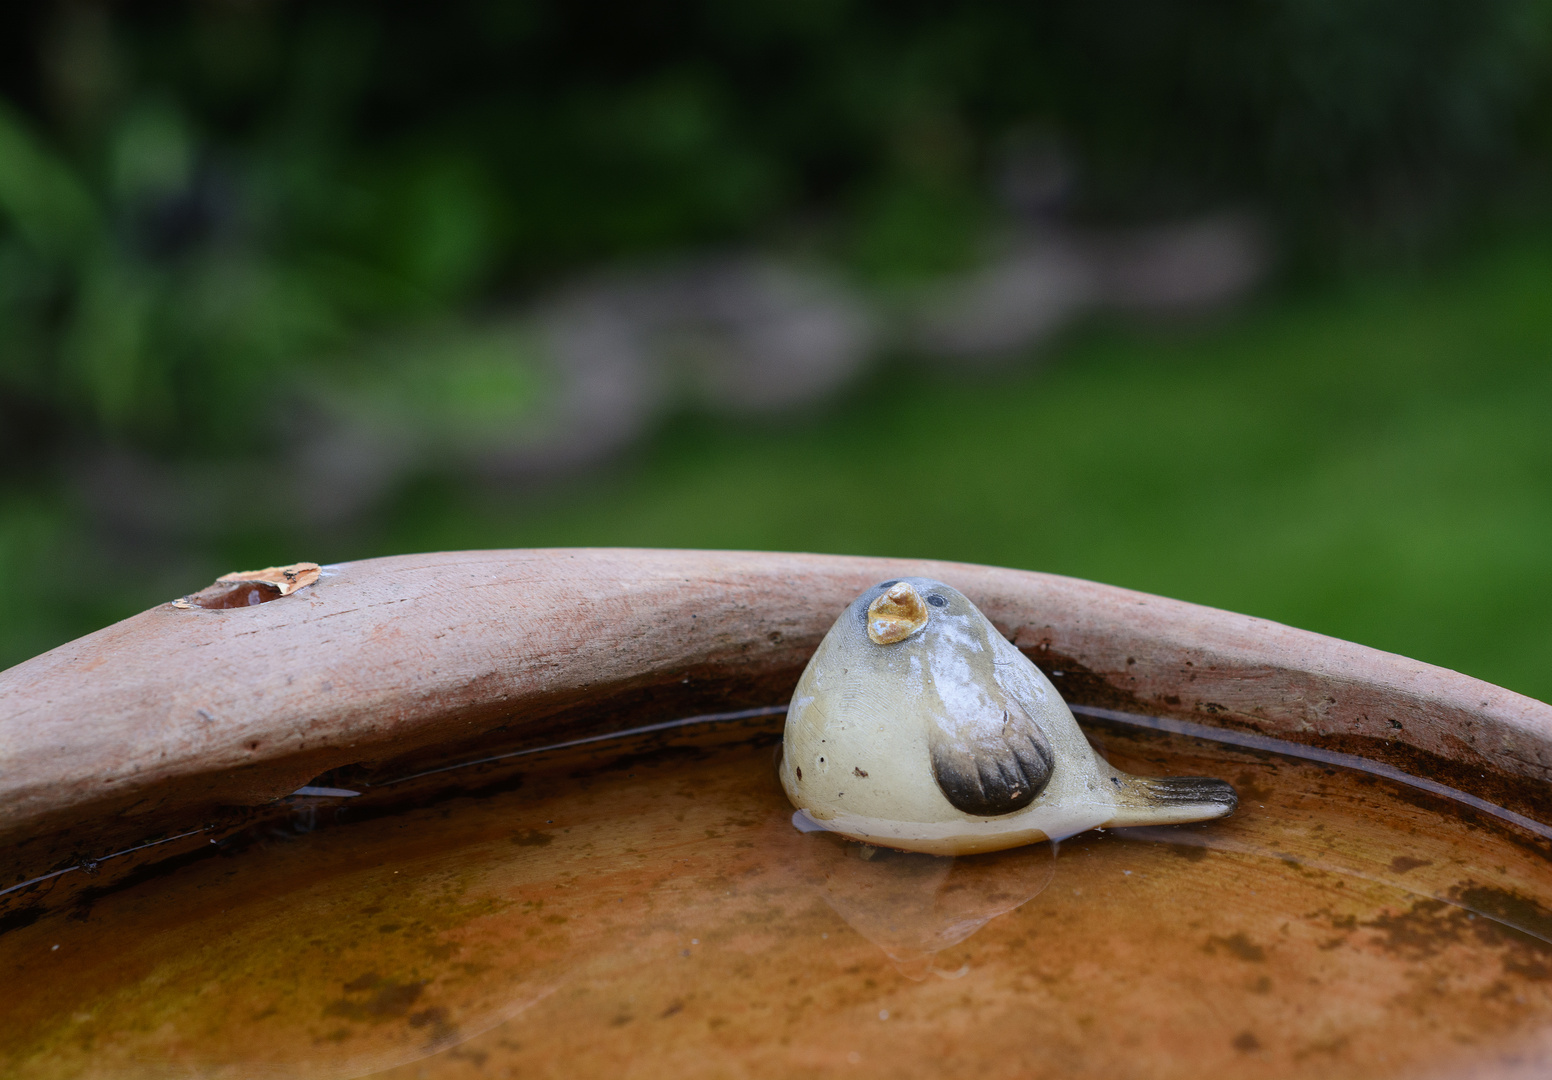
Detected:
[{"left": 867, "top": 582, "right": 929, "bottom": 644}]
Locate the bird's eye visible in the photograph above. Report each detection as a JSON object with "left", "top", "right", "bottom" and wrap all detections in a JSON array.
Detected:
[{"left": 926, "top": 594, "right": 948, "bottom": 607}]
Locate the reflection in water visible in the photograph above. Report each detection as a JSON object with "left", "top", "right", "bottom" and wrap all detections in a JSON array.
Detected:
[{"left": 791, "top": 813, "right": 1057, "bottom": 979}]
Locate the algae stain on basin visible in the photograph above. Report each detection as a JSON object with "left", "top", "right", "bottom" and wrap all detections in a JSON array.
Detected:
[{"left": 2, "top": 718, "right": 1552, "bottom": 1079}]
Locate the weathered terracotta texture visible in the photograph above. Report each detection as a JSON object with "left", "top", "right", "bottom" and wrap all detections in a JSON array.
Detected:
[{"left": 1, "top": 549, "right": 1549, "bottom": 882}]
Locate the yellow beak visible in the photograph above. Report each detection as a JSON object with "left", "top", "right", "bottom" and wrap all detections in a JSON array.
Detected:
[{"left": 867, "top": 582, "right": 929, "bottom": 644}]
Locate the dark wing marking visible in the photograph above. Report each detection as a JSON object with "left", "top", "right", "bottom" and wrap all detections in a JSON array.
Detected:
[{"left": 929, "top": 698, "right": 1054, "bottom": 816}]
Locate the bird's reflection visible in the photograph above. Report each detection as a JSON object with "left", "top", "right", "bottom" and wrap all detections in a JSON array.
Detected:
[{"left": 791, "top": 816, "right": 1057, "bottom": 979}]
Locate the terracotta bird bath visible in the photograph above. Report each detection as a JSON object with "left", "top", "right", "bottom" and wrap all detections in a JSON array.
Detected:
[{"left": 1, "top": 549, "right": 1550, "bottom": 1079}]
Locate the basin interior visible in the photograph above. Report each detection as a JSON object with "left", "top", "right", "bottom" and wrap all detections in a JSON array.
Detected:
[{"left": 4, "top": 712, "right": 1552, "bottom": 1079}]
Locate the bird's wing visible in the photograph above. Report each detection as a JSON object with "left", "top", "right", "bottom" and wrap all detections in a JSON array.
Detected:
[{"left": 927, "top": 689, "right": 1053, "bottom": 817}]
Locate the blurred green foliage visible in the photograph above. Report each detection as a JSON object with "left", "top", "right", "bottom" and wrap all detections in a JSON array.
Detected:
[
  {"left": 2, "top": 2, "right": 1551, "bottom": 699},
  {"left": 3, "top": 0, "right": 1552, "bottom": 459},
  {"left": 3, "top": 233, "right": 1548, "bottom": 702}
]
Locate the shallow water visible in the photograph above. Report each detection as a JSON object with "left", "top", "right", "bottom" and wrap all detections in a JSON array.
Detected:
[{"left": 4, "top": 716, "right": 1552, "bottom": 1079}]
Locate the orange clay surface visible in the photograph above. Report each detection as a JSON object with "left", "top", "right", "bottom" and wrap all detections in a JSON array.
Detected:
[{"left": 4, "top": 720, "right": 1552, "bottom": 1080}]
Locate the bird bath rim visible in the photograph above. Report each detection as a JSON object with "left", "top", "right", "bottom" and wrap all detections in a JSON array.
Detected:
[{"left": 1, "top": 547, "right": 1548, "bottom": 905}]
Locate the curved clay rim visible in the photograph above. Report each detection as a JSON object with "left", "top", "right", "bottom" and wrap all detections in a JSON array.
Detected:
[{"left": 2, "top": 548, "right": 1549, "bottom": 885}]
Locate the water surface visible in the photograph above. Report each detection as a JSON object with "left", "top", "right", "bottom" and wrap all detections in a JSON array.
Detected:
[{"left": 3, "top": 716, "right": 1551, "bottom": 1079}]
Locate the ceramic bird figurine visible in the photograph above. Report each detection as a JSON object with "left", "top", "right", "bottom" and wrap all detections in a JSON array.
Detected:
[{"left": 780, "top": 578, "right": 1237, "bottom": 855}]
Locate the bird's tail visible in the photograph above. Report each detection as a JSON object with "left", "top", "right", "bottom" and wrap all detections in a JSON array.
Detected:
[{"left": 1101, "top": 772, "right": 1238, "bottom": 827}]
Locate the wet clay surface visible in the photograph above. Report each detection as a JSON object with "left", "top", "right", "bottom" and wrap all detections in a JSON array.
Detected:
[{"left": 4, "top": 721, "right": 1552, "bottom": 1080}]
